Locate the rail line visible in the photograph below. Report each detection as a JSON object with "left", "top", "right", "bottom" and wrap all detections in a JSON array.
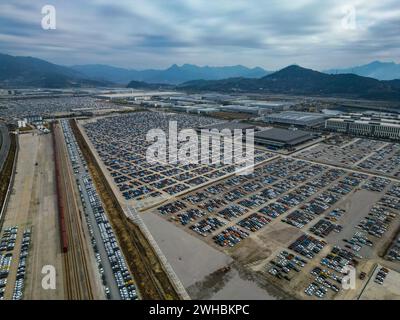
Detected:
[{"left": 53, "top": 122, "right": 94, "bottom": 300}]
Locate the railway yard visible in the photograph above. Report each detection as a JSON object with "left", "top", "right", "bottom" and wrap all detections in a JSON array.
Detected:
[{"left": 0, "top": 96, "right": 400, "bottom": 300}]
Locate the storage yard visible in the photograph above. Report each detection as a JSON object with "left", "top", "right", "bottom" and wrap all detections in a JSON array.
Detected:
[
  {"left": 70, "top": 119, "right": 183, "bottom": 300},
  {"left": 1, "top": 94, "right": 400, "bottom": 300},
  {"left": 77, "top": 110, "right": 400, "bottom": 300},
  {"left": 0, "top": 133, "right": 64, "bottom": 299},
  {"left": 82, "top": 112, "right": 276, "bottom": 210}
]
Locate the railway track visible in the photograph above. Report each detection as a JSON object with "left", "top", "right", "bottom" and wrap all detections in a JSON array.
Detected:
[{"left": 54, "top": 123, "right": 94, "bottom": 300}]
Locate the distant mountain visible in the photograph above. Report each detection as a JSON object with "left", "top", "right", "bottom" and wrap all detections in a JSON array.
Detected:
[
  {"left": 180, "top": 65, "right": 400, "bottom": 100},
  {"left": 324, "top": 61, "right": 400, "bottom": 81},
  {"left": 0, "top": 53, "right": 108, "bottom": 88},
  {"left": 126, "top": 80, "right": 173, "bottom": 90},
  {"left": 72, "top": 63, "right": 270, "bottom": 85}
]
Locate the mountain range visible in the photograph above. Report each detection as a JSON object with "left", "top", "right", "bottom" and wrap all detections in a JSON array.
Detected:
[
  {"left": 324, "top": 61, "right": 400, "bottom": 81},
  {"left": 180, "top": 65, "right": 400, "bottom": 100},
  {"left": 0, "top": 52, "right": 399, "bottom": 100},
  {"left": 71, "top": 63, "right": 270, "bottom": 84},
  {"left": 0, "top": 53, "right": 108, "bottom": 88}
]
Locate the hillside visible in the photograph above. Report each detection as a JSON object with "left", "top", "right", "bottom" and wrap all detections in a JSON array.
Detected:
[
  {"left": 180, "top": 65, "right": 400, "bottom": 100},
  {"left": 0, "top": 53, "right": 109, "bottom": 88},
  {"left": 324, "top": 61, "right": 400, "bottom": 81},
  {"left": 72, "top": 63, "right": 269, "bottom": 85}
]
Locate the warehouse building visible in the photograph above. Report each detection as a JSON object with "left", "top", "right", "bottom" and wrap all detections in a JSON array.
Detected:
[
  {"left": 220, "top": 105, "right": 260, "bottom": 114},
  {"left": 199, "top": 122, "right": 256, "bottom": 134},
  {"left": 254, "top": 128, "right": 316, "bottom": 149},
  {"left": 264, "top": 111, "right": 326, "bottom": 127},
  {"left": 325, "top": 118, "right": 400, "bottom": 140}
]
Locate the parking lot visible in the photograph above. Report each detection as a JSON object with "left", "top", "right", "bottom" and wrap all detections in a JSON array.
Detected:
[
  {"left": 78, "top": 111, "right": 400, "bottom": 300},
  {"left": 360, "top": 264, "right": 400, "bottom": 299},
  {"left": 144, "top": 150, "right": 400, "bottom": 299},
  {"left": 297, "top": 137, "right": 400, "bottom": 179},
  {"left": 62, "top": 120, "right": 138, "bottom": 300},
  {"left": 82, "top": 112, "right": 275, "bottom": 210}
]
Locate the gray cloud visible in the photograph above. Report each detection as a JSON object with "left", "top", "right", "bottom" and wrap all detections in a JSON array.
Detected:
[{"left": 0, "top": 0, "right": 398, "bottom": 70}]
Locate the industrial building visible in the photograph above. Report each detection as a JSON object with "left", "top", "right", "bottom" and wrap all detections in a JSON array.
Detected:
[
  {"left": 23, "top": 115, "right": 43, "bottom": 125},
  {"left": 17, "top": 120, "right": 27, "bottom": 128},
  {"left": 325, "top": 117, "right": 400, "bottom": 140},
  {"left": 198, "top": 122, "right": 256, "bottom": 134},
  {"left": 254, "top": 128, "right": 315, "bottom": 149},
  {"left": 264, "top": 111, "right": 326, "bottom": 127},
  {"left": 96, "top": 91, "right": 181, "bottom": 101}
]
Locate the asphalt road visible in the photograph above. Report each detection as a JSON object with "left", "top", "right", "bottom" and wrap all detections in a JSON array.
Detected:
[{"left": 0, "top": 122, "right": 10, "bottom": 173}]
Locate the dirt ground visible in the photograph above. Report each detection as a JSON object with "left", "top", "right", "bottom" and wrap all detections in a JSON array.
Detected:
[
  {"left": 2, "top": 133, "right": 64, "bottom": 299},
  {"left": 360, "top": 264, "right": 400, "bottom": 300}
]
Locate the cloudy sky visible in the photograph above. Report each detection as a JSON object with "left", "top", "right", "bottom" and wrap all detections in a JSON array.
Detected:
[{"left": 0, "top": 0, "right": 399, "bottom": 70}]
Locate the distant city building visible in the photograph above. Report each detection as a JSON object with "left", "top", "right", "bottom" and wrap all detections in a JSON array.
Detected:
[
  {"left": 17, "top": 120, "right": 27, "bottom": 128},
  {"left": 24, "top": 115, "right": 43, "bottom": 125},
  {"left": 96, "top": 91, "right": 181, "bottom": 100},
  {"left": 264, "top": 111, "right": 327, "bottom": 127},
  {"left": 325, "top": 116, "right": 400, "bottom": 140}
]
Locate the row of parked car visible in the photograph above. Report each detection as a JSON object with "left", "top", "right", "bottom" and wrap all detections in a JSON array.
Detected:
[
  {"left": 357, "top": 204, "right": 396, "bottom": 239},
  {"left": 320, "top": 246, "right": 358, "bottom": 273},
  {"left": 213, "top": 226, "right": 249, "bottom": 247},
  {"left": 267, "top": 250, "right": 307, "bottom": 282},
  {"left": 82, "top": 174, "right": 137, "bottom": 300},
  {"left": 343, "top": 231, "right": 373, "bottom": 253},
  {"left": 190, "top": 217, "right": 226, "bottom": 237},
  {"left": 387, "top": 236, "right": 400, "bottom": 261},
  {"left": 0, "top": 226, "right": 18, "bottom": 252},
  {"left": 362, "top": 177, "right": 391, "bottom": 192},
  {"left": 12, "top": 229, "right": 31, "bottom": 300},
  {"left": 62, "top": 120, "right": 137, "bottom": 300},
  {"left": 0, "top": 226, "right": 19, "bottom": 299},
  {"left": 374, "top": 267, "right": 389, "bottom": 285},
  {"left": 0, "top": 253, "right": 12, "bottom": 299},
  {"left": 289, "top": 234, "right": 326, "bottom": 259},
  {"left": 357, "top": 143, "right": 400, "bottom": 178},
  {"left": 310, "top": 218, "right": 342, "bottom": 238}
]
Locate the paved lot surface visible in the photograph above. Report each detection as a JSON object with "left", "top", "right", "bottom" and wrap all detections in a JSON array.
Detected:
[
  {"left": 2, "top": 133, "right": 65, "bottom": 299},
  {"left": 142, "top": 211, "right": 284, "bottom": 300},
  {"left": 142, "top": 211, "right": 232, "bottom": 288},
  {"left": 360, "top": 264, "right": 400, "bottom": 299}
]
